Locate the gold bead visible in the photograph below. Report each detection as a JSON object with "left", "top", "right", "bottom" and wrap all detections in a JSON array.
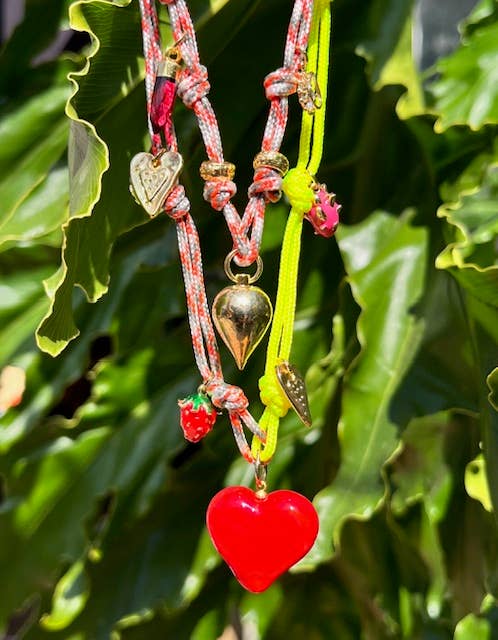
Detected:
[
  {"left": 253, "top": 151, "right": 289, "bottom": 176},
  {"left": 199, "top": 161, "right": 236, "bottom": 181}
]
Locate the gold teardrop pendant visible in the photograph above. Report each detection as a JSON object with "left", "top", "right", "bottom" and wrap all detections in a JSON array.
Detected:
[{"left": 212, "top": 253, "right": 273, "bottom": 370}]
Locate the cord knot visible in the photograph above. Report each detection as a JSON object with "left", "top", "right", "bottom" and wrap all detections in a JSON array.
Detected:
[
  {"left": 264, "top": 67, "right": 297, "bottom": 100},
  {"left": 248, "top": 167, "right": 282, "bottom": 203},
  {"left": 203, "top": 179, "right": 237, "bottom": 211},
  {"left": 259, "top": 374, "right": 291, "bottom": 418},
  {"left": 177, "top": 65, "right": 210, "bottom": 108},
  {"left": 282, "top": 167, "right": 315, "bottom": 213},
  {"left": 163, "top": 184, "right": 190, "bottom": 220},
  {"left": 206, "top": 379, "right": 249, "bottom": 413}
]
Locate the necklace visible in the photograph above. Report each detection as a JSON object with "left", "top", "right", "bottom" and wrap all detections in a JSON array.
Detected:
[{"left": 131, "top": 0, "right": 338, "bottom": 593}]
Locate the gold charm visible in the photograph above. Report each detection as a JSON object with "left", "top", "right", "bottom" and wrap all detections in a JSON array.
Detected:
[
  {"left": 129, "top": 150, "right": 183, "bottom": 217},
  {"left": 297, "top": 71, "right": 322, "bottom": 113},
  {"left": 275, "top": 361, "right": 312, "bottom": 427},
  {"left": 212, "top": 253, "right": 272, "bottom": 370}
]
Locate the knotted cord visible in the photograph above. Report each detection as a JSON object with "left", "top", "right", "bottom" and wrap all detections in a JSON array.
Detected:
[
  {"left": 252, "top": 0, "right": 334, "bottom": 462},
  {"left": 144, "top": 0, "right": 314, "bottom": 266}
]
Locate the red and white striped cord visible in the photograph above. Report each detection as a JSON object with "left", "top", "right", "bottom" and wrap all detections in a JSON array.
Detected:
[
  {"left": 142, "top": 0, "right": 314, "bottom": 266},
  {"left": 138, "top": 0, "right": 284, "bottom": 461}
]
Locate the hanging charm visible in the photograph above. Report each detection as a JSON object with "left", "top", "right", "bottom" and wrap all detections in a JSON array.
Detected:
[
  {"left": 297, "top": 71, "right": 322, "bottom": 113},
  {"left": 206, "top": 484, "right": 319, "bottom": 593},
  {"left": 305, "top": 183, "right": 341, "bottom": 237},
  {"left": 275, "top": 361, "right": 312, "bottom": 427},
  {"left": 129, "top": 149, "right": 183, "bottom": 217},
  {"left": 178, "top": 392, "right": 217, "bottom": 442},
  {"left": 212, "top": 252, "right": 273, "bottom": 370}
]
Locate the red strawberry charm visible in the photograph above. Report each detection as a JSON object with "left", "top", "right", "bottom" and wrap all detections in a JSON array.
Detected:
[
  {"left": 178, "top": 393, "right": 217, "bottom": 443},
  {"left": 206, "top": 486, "right": 319, "bottom": 592}
]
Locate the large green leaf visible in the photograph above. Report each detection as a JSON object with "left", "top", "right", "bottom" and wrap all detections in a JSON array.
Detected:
[
  {"left": 0, "top": 86, "right": 70, "bottom": 245},
  {"left": 2, "top": 0, "right": 498, "bottom": 637},
  {"left": 35, "top": 0, "right": 271, "bottom": 356},
  {"left": 355, "top": 0, "right": 424, "bottom": 118},
  {"left": 429, "top": 20, "right": 498, "bottom": 131},
  {"left": 304, "top": 211, "right": 427, "bottom": 564},
  {"left": 437, "top": 161, "right": 498, "bottom": 307}
]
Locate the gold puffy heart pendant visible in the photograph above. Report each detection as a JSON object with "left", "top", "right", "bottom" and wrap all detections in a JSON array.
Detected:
[
  {"left": 213, "top": 276, "right": 272, "bottom": 370},
  {"left": 129, "top": 150, "right": 183, "bottom": 217}
]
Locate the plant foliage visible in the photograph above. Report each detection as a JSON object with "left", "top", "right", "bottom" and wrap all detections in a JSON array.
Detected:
[{"left": 0, "top": 0, "right": 497, "bottom": 637}]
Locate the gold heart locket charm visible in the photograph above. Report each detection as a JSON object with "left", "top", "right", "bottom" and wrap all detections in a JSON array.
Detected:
[{"left": 130, "top": 150, "right": 183, "bottom": 217}]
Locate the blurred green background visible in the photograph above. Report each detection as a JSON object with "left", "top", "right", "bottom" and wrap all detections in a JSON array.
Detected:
[{"left": 0, "top": 0, "right": 498, "bottom": 637}]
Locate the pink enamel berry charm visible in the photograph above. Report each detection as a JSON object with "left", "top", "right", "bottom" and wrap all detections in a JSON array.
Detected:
[
  {"left": 305, "top": 185, "right": 341, "bottom": 238},
  {"left": 178, "top": 393, "right": 217, "bottom": 443}
]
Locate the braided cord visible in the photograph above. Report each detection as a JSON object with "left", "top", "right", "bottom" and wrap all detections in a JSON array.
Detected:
[
  {"left": 137, "top": 0, "right": 271, "bottom": 462},
  {"left": 252, "top": 0, "right": 333, "bottom": 462},
  {"left": 161, "top": 0, "right": 314, "bottom": 266}
]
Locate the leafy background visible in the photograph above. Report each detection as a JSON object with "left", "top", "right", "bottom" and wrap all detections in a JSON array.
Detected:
[{"left": 0, "top": 0, "right": 497, "bottom": 637}]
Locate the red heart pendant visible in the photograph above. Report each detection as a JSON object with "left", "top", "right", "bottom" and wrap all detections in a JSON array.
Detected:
[{"left": 206, "top": 486, "right": 319, "bottom": 592}]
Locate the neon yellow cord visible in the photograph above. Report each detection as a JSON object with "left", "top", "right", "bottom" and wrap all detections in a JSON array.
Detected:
[{"left": 252, "top": 0, "right": 333, "bottom": 462}]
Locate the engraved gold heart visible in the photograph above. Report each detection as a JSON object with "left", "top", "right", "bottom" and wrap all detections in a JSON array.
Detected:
[{"left": 129, "top": 150, "right": 183, "bottom": 217}]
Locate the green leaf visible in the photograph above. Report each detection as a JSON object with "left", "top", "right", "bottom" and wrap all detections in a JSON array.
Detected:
[
  {"left": 465, "top": 454, "right": 493, "bottom": 513},
  {"left": 0, "top": 266, "right": 54, "bottom": 366},
  {"left": 35, "top": 0, "right": 141, "bottom": 356},
  {"left": 437, "top": 161, "right": 498, "bottom": 307},
  {"left": 429, "top": 20, "right": 498, "bottom": 132},
  {"left": 40, "top": 560, "right": 89, "bottom": 631},
  {"left": 487, "top": 368, "right": 498, "bottom": 410},
  {"left": 0, "top": 87, "right": 69, "bottom": 242},
  {"left": 0, "top": 167, "right": 68, "bottom": 250},
  {"left": 305, "top": 211, "right": 428, "bottom": 565},
  {"left": 454, "top": 613, "right": 490, "bottom": 640},
  {"left": 356, "top": 0, "right": 424, "bottom": 118},
  {"left": 0, "top": 0, "right": 73, "bottom": 99}
]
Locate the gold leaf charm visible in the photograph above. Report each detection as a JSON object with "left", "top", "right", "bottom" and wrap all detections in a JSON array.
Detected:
[
  {"left": 275, "top": 361, "right": 312, "bottom": 427},
  {"left": 129, "top": 150, "right": 183, "bottom": 217},
  {"left": 297, "top": 71, "right": 322, "bottom": 113}
]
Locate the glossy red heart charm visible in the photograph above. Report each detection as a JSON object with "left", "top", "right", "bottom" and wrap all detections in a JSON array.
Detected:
[{"left": 206, "top": 486, "right": 319, "bottom": 592}]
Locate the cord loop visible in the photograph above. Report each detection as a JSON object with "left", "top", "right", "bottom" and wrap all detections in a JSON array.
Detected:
[
  {"left": 248, "top": 167, "right": 282, "bottom": 203},
  {"left": 177, "top": 65, "right": 210, "bottom": 108},
  {"left": 163, "top": 184, "right": 190, "bottom": 220},
  {"left": 264, "top": 68, "right": 298, "bottom": 100},
  {"left": 259, "top": 374, "right": 290, "bottom": 417},
  {"left": 203, "top": 179, "right": 237, "bottom": 211},
  {"left": 206, "top": 379, "right": 249, "bottom": 413},
  {"left": 282, "top": 167, "right": 315, "bottom": 213}
]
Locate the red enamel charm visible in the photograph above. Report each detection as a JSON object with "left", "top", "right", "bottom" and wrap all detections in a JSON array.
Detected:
[
  {"left": 178, "top": 393, "right": 217, "bottom": 443},
  {"left": 206, "top": 486, "right": 319, "bottom": 592}
]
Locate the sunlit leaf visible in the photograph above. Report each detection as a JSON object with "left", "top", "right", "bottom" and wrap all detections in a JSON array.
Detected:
[
  {"left": 429, "top": 20, "right": 498, "bottom": 131},
  {"left": 306, "top": 211, "right": 427, "bottom": 564}
]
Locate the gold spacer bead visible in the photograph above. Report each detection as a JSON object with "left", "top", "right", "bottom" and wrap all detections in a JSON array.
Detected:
[
  {"left": 253, "top": 151, "right": 289, "bottom": 176},
  {"left": 199, "top": 160, "right": 236, "bottom": 181}
]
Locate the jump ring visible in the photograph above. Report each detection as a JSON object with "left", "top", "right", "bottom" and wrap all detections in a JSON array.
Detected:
[{"left": 223, "top": 250, "right": 263, "bottom": 284}]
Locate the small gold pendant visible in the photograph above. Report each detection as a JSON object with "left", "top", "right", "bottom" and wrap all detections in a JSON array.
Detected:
[
  {"left": 275, "top": 361, "right": 312, "bottom": 427},
  {"left": 212, "top": 253, "right": 272, "bottom": 370},
  {"left": 213, "top": 278, "right": 272, "bottom": 370},
  {"left": 129, "top": 150, "right": 183, "bottom": 217}
]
